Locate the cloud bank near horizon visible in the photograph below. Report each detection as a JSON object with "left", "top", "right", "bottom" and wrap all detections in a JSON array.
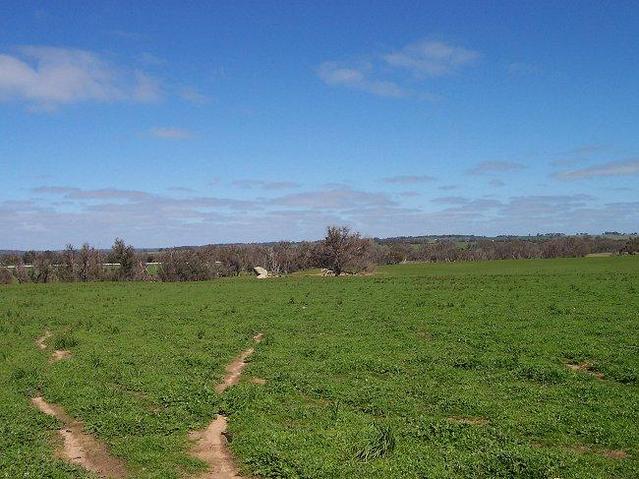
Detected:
[{"left": 3, "top": 180, "right": 637, "bottom": 250}]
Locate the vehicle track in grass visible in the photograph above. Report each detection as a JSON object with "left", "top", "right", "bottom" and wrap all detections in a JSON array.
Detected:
[
  {"left": 32, "top": 330, "right": 127, "bottom": 477},
  {"left": 36, "top": 329, "right": 73, "bottom": 362},
  {"left": 36, "top": 330, "right": 51, "bottom": 350},
  {"left": 31, "top": 396, "right": 128, "bottom": 478},
  {"left": 189, "top": 332, "right": 264, "bottom": 478}
]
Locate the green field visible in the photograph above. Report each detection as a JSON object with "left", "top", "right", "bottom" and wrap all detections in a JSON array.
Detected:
[{"left": 1, "top": 256, "right": 638, "bottom": 478}]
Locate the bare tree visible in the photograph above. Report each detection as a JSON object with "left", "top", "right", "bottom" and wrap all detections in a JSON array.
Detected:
[
  {"left": 13, "top": 261, "right": 31, "bottom": 283},
  {"left": 0, "top": 267, "right": 13, "bottom": 284},
  {"left": 58, "top": 244, "right": 79, "bottom": 282},
  {"left": 269, "top": 241, "right": 300, "bottom": 274},
  {"left": 78, "top": 243, "right": 105, "bottom": 281},
  {"left": 620, "top": 237, "right": 639, "bottom": 255},
  {"left": 108, "top": 238, "right": 138, "bottom": 280},
  {"left": 158, "top": 248, "right": 213, "bottom": 281},
  {"left": 319, "top": 226, "right": 373, "bottom": 276},
  {"left": 32, "top": 252, "right": 56, "bottom": 283}
]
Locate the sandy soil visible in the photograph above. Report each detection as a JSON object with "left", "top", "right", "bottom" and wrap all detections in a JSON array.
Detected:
[
  {"left": 215, "top": 333, "right": 264, "bottom": 394},
  {"left": 31, "top": 396, "right": 128, "bottom": 478},
  {"left": 447, "top": 416, "right": 489, "bottom": 426},
  {"left": 570, "top": 444, "right": 628, "bottom": 459},
  {"left": 566, "top": 362, "right": 605, "bottom": 380},
  {"left": 189, "top": 332, "right": 264, "bottom": 478},
  {"left": 189, "top": 416, "right": 244, "bottom": 478},
  {"left": 36, "top": 330, "right": 51, "bottom": 350},
  {"left": 50, "top": 350, "right": 72, "bottom": 362}
]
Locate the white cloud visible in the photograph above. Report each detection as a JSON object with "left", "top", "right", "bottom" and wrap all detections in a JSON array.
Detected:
[
  {"left": 3, "top": 185, "right": 637, "bottom": 249},
  {"left": 149, "top": 127, "right": 193, "bottom": 140},
  {"left": 382, "top": 175, "right": 436, "bottom": 184},
  {"left": 383, "top": 40, "right": 480, "bottom": 77},
  {"left": 0, "top": 46, "right": 162, "bottom": 109},
  {"left": 232, "top": 179, "right": 300, "bottom": 190},
  {"left": 550, "top": 144, "right": 607, "bottom": 167},
  {"left": 269, "top": 186, "right": 396, "bottom": 209},
  {"left": 398, "top": 191, "right": 421, "bottom": 197},
  {"left": 554, "top": 159, "right": 639, "bottom": 180},
  {"left": 317, "top": 39, "right": 478, "bottom": 99},
  {"left": 317, "top": 62, "right": 407, "bottom": 98},
  {"left": 467, "top": 161, "right": 526, "bottom": 175},
  {"left": 179, "top": 86, "right": 211, "bottom": 104}
]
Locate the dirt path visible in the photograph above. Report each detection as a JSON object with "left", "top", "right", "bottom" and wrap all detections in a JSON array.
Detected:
[
  {"left": 189, "top": 332, "right": 264, "bottom": 478},
  {"left": 215, "top": 333, "right": 264, "bottom": 394},
  {"left": 565, "top": 361, "right": 605, "bottom": 380},
  {"left": 189, "top": 416, "right": 241, "bottom": 478},
  {"left": 50, "top": 350, "right": 72, "bottom": 362},
  {"left": 36, "top": 330, "right": 51, "bottom": 350},
  {"left": 31, "top": 396, "right": 128, "bottom": 478},
  {"left": 36, "top": 330, "right": 73, "bottom": 362}
]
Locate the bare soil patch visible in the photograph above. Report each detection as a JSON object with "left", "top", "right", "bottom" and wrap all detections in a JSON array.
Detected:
[
  {"left": 447, "top": 416, "right": 489, "bottom": 426},
  {"left": 31, "top": 396, "right": 128, "bottom": 478},
  {"left": 565, "top": 361, "right": 605, "bottom": 380},
  {"left": 36, "top": 330, "right": 52, "bottom": 350},
  {"left": 249, "top": 377, "right": 266, "bottom": 385},
  {"left": 50, "top": 350, "right": 72, "bottom": 362},
  {"left": 189, "top": 333, "right": 263, "bottom": 478},
  {"left": 215, "top": 333, "right": 264, "bottom": 394},
  {"left": 570, "top": 444, "right": 628, "bottom": 459},
  {"left": 189, "top": 415, "right": 244, "bottom": 478}
]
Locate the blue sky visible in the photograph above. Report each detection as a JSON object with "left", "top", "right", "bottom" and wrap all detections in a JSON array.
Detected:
[{"left": 2, "top": 1, "right": 638, "bottom": 249}]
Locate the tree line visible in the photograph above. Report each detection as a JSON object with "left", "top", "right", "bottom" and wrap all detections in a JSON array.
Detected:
[{"left": 1, "top": 227, "right": 637, "bottom": 284}]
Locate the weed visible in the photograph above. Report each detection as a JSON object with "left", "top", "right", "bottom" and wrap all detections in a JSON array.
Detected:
[{"left": 355, "top": 424, "right": 396, "bottom": 461}]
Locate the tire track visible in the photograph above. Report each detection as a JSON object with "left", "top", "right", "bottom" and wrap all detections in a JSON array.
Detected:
[
  {"left": 189, "top": 332, "right": 264, "bottom": 478},
  {"left": 31, "top": 396, "right": 128, "bottom": 478}
]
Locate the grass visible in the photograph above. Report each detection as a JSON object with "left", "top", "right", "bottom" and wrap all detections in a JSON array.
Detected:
[{"left": 1, "top": 256, "right": 638, "bottom": 478}]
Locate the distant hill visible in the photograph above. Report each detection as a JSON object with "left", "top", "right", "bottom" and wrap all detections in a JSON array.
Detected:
[{"left": 2, "top": 232, "right": 637, "bottom": 255}]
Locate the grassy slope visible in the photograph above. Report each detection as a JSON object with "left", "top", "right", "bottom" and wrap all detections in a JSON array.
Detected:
[{"left": 0, "top": 256, "right": 637, "bottom": 478}]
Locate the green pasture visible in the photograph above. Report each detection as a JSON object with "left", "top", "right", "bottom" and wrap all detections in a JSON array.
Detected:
[{"left": 1, "top": 256, "right": 637, "bottom": 478}]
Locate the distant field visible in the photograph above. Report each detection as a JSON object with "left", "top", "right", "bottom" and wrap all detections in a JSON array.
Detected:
[{"left": 1, "top": 256, "right": 638, "bottom": 478}]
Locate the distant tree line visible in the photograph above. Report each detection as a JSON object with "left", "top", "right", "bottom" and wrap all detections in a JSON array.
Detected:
[{"left": 1, "top": 228, "right": 637, "bottom": 284}]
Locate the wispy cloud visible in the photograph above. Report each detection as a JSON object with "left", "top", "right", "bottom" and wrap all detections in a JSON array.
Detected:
[
  {"left": 232, "top": 179, "right": 301, "bottom": 190},
  {"left": 167, "top": 186, "right": 195, "bottom": 193},
  {"left": 0, "top": 46, "right": 162, "bottom": 109},
  {"left": 317, "top": 62, "right": 407, "bottom": 98},
  {"left": 550, "top": 144, "right": 607, "bottom": 167},
  {"left": 317, "top": 38, "right": 478, "bottom": 99},
  {"left": 4, "top": 184, "right": 637, "bottom": 249},
  {"left": 33, "top": 186, "right": 153, "bottom": 201},
  {"left": 554, "top": 158, "right": 639, "bottom": 180},
  {"left": 149, "top": 127, "right": 193, "bottom": 140},
  {"left": 179, "top": 86, "right": 211, "bottom": 104},
  {"left": 382, "top": 175, "right": 436, "bottom": 184},
  {"left": 108, "top": 30, "right": 148, "bottom": 41},
  {"left": 269, "top": 186, "right": 395, "bottom": 209},
  {"left": 499, "top": 194, "right": 594, "bottom": 217},
  {"left": 506, "top": 62, "right": 540, "bottom": 76},
  {"left": 432, "top": 196, "right": 470, "bottom": 204},
  {"left": 467, "top": 161, "right": 526, "bottom": 175},
  {"left": 383, "top": 40, "right": 480, "bottom": 77},
  {"left": 137, "top": 52, "right": 166, "bottom": 66}
]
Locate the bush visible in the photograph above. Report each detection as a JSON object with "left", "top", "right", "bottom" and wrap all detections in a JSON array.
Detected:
[
  {"left": 0, "top": 268, "right": 13, "bottom": 284},
  {"left": 108, "top": 238, "right": 139, "bottom": 281},
  {"left": 158, "top": 249, "right": 214, "bottom": 281},
  {"left": 318, "top": 226, "right": 375, "bottom": 275}
]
